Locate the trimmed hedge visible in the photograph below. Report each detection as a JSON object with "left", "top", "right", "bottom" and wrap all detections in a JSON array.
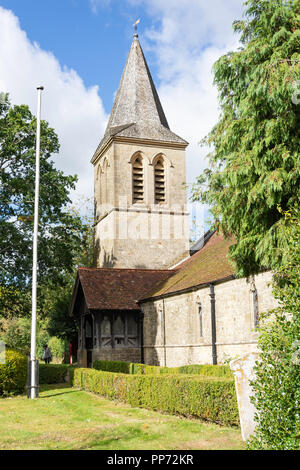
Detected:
[
  {"left": 72, "top": 367, "right": 239, "bottom": 426},
  {"left": 177, "top": 364, "right": 233, "bottom": 378},
  {"left": 39, "top": 364, "right": 72, "bottom": 384},
  {"left": 93, "top": 360, "right": 131, "bottom": 374},
  {"left": 0, "top": 348, "right": 27, "bottom": 395},
  {"left": 93, "top": 360, "right": 233, "bottom": 378}
]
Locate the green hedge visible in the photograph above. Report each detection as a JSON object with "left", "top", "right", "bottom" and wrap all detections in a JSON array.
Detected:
[
  {"left": 177, "top": 364, "right": 233, "bottom": 378},
  {"left": 72, "top": 368, "right": 238, "bottom": 426},
  {"left": 0, "top": 348, "right": 27, "bottom": 395},
  {"left": 93, "top": 360, "right": 233, "bottom": 378},
  {"left": 39, "top": 364, "right": 72, "bottom": 384},
  {"left": 93, "top": 360, "right": 131, "bottom": 374}
]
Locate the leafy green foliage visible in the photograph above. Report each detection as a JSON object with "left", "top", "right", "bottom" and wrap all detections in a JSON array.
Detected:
[
  {"left": 39, "top": 364, "right": 73, "bottom": 384},
  {"left": 93, "top": 359, "right": 132, "bottom": 374},
  {"left": 44, "top": 197, "right": 94, "bottom": 340},
  {"left": 48, "top": 336, "right": 66, "bottom": 361},
  {"left": 248, "top": 206, "right": 300, "bottom": 450},
  {"left": 177, "top": 364, "right": 233, "bottom": 378},
  {"left": 93, "top": 359, "right": 233, "bottom": 378},
  {"left": 0, "top": 348, "right": 27, "bottom": 395},
  {"left": 0, "top": 96, "right": 87, "bottom": 315},
  {"left": 192, "top": 0, "right": 300, "bottom": 276},
  {"left": 0, "top": 316, "right": 50, "bottom": 358},
  {"left": 72, "top": 368, "right": 238, "bottom": 426}
]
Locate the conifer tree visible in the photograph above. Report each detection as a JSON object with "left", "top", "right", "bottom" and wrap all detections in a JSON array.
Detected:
[{"left": 192, "top": 0, "right": 300, "bottom": 276}]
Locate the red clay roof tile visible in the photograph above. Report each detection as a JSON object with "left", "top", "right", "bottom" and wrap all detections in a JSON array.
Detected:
[
  {"left": 77, "top": 268, "right": 173, "bottom": 310},
  {"left": 140, "top": 233, "right": 235, "bottom": 300}
]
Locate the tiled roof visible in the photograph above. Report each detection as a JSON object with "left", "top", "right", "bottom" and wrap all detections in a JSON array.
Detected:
[
  {"left": 72, "top": 234, "right": 235, "bottom": 312},
  {"left": 92, "top": 35, "right": 187, "bottom": 160},
  {"left": 77, "top": 268, "right": 173, "bottom": 311},
  {"left": 140, "top": 233, "right": 235, "bottom": 300}
]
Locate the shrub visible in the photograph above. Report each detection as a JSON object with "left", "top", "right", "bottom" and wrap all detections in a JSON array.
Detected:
[
  {"left": 39, "top": 364, "right": 72, "bottom": 384},
  {"left": 0, "top": 317, "right": 50, "bottom": 360},
  {"left": 248, "top": 207, "right": 300, "bottom": 450},
  {"left": 178, "top": 364, "right": 233, "bottom": 378},
  {"left": 93, "top": 359, "right": 233, "bottom": 378},
  {"left": 93, "top": 360, "right": 131, "bottom": 374},
  {"left": 48, "top": 337, "right": 65, "bottom": 362},
  {"left": 72, "top": 368, "right": 239, "bottom": 426},
  {"left": 0, "top": 348, "right": 27, "bottom": 395}
]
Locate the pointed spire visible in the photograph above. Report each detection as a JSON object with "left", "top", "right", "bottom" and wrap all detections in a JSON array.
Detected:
[{"left": 93, "top": 32, "right": 187, "bottom": 160}]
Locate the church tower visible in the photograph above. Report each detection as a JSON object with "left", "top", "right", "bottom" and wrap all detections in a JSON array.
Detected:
[{"left": 92, "top": 30, "right": 189, "bottom": 269}]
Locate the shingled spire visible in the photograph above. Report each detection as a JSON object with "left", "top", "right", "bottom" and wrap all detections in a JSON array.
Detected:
[{"left": 92, "top": 33, "right": 187, "bottom": 161}]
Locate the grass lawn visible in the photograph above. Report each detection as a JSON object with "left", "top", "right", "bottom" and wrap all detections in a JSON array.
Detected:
[{"left": 0, "top": 384, "right": 245, "bottom": 450}]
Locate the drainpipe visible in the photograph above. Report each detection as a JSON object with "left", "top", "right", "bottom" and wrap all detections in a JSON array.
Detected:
[{"left": 209, "top": 284, "right": 217, "bottom": 365}]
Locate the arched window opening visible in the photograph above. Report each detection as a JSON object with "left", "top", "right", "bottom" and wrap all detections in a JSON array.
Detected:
[
  {"left": 132, "top": 156, "right": 144, "bottom": 203},
  {"left": 198, "top": 301, "right": 203, "bottom": 338},
  {"left": 154, "top": 158, "right": 166, "bottom": 204},
  {"left": 253, "top": 286, "right": 259, "bottom": 329}
]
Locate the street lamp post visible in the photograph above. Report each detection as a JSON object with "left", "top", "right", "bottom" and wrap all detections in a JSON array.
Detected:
[{"left": 29, "top": 86, "right": 44, "bottom": 399}]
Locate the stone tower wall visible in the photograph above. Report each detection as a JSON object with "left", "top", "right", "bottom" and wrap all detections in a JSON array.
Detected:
[{"left": 93, "top": 140, "right": 190, "bottom": 269}]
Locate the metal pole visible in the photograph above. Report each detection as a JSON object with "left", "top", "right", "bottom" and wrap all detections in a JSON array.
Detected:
[{"left": 30, "top": 86, "right": 44, "bottom": 399}]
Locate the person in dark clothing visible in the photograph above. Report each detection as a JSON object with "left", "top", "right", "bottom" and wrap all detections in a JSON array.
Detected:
[{"left": 43, "top": 345, "right": 52, "bottom": 364}]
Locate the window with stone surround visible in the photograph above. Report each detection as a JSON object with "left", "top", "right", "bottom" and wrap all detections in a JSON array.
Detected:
[
  {"left": 198, "top": 301, "right": 203, "bottom": 337},
  {"left": 253, "top": 286, "right": 259, "bottom": 329}
]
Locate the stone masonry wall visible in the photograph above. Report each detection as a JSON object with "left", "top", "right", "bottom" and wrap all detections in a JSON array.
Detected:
[
  {"left": 92, "top": 347, "right": 141, "bottom": 364},
  {"left": 95, "top": 209, "right": 189, "bottom": 269},
  {"left": 77, "top": 347, "right": 141, "bottom": 367},
  {"left": 93, "top": 139, "right": 190, "bottom": 269},
  {"left": 142, "top": 271, "right": 277, "bottom": 366}
]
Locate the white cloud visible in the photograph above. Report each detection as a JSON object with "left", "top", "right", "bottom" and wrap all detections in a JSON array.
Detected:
[
  {"left": 0, "top": 6, "right": 108, "bottom": 203},
  {"left": 128, "top": 0, "right": 244, "bottom": 184},
  {"left": 0, "top": 1, "right": 245, "bottom": 215},
  {"left": 89, "top": 0, "right": 111, "bottom": 14}
]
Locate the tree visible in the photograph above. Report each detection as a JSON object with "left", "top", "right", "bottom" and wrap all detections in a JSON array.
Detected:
[
  {"left": 248, "top": 206, "right": 300, "bottom": 449},
  {"left": 0, "top": 96, "right": 86, "bottom": 315},
  {"left": 192, "top": 0, "right": 300, "bottom": 277},
  {"left": 0, "top": 316, "right": 50, "bottom": 358},
  {"left": 44, "top": 197, "right": 94, "bottom": 340}
]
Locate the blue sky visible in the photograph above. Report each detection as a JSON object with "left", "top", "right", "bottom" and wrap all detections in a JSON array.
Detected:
[
  {"left": 0, "top": 0, "right": 244, "bottom": 231},
  {"left": 0, "top": 0, "right": 159, "bottom": 111}
]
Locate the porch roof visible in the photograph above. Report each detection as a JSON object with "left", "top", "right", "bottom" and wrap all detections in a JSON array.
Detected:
[{"left": 73, "top": 267, "right": 173, "bottom": 311}]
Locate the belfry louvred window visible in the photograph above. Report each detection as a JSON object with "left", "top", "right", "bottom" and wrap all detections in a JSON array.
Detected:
[
  {"left": 154, "top": 158, "right": 165, "bottom": 204},
  {"left": 132, "top": 156, "right": 144, "bottom": 203}
]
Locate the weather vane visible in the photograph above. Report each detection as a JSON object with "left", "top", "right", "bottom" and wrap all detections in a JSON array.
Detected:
[{"left": 133, "top": 19, "right": 140, "bottom": 36}]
